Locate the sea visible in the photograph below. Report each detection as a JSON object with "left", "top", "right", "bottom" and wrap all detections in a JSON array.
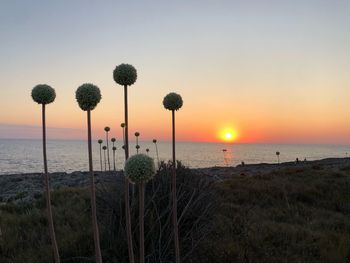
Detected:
[{"left": 0, "top": 139, "right": 349, "bottom": 175}]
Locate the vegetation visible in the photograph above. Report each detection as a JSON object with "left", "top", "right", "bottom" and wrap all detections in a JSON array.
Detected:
[
  {"left": 104, "top": 127, "right": 111, "bottom": 171},
  {"left": 114, "top": 63, "right": 138, "bottom": 263},
  {"left": 1, "top": 163, "right": 350, "bottom": 262},
  {"left": 125, "top": 154, "right": 156, "bottom": 263},
  {"left": 75, "top": 83, "right": 103, "bottom": 263},
  {"left": 98, "top": 139, "right": 103, "bottom": 171},
  {"left": 163, "top": 92, "right": 183, "bottom": 263},
  {"left": 31, "top": 84, "right": 60, "bottom": 263}
]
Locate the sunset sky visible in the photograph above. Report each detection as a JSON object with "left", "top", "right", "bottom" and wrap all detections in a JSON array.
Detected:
[{"left": 1, "top": 0, "right": 349, "bottom": 144}]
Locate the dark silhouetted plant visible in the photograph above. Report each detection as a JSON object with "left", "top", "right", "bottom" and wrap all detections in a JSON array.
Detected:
[
  {"left": 125, "top": 154, "right": 155, "bottom": 263},
  {"left": 121, "top": 123, "right": 126, "bottom": 150},
  {"left": 103, "top": 146, "right": 107, "bottom": 171},
  {"left": 146, "top": 148, "right": 150, "bottom": 155},
  {"left": 113, "top": 63, "right": 137, "bottom": 263},
  {"left": 75, "top": 83, "right": 102, "bottom": 263},
  {"left": 163, "top": 92, "right": 183, "bottom": 263},
  {"left": 135, "top": 132, "right": 140, "bottom": 153},
  {"left": 112, "top": 146, "right": 117, "bottom": 171},
  {"left": 276, "top": 151, "right": 280, "bottom": 164},
  {"left": 31, "top": 84, "right": 60, "bottom": 263},
  {"left": 98, "top": 139, "right": 103, "bottom": 171},
  {"left": 111, "top": 138, "right": 117, "bottom": 171},
  {"left": 153, "top": 139, "right": 160, "bottom": 167},
  {"left": 105, "top": 127, "right": 111, "bottom": 171}
]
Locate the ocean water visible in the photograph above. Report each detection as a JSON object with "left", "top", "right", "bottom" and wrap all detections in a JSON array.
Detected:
[{"left": 0, "top": 139, "right": 349, "bottom": 175}]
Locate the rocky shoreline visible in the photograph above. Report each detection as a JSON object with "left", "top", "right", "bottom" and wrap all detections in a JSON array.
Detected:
[{"left": 1, "top": 157, "right": 349, "bottom": 204}]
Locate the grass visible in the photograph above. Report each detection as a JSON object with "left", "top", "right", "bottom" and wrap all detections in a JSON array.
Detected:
[
  {"left": 0, "top": 163, "right": 350, "bottom": 262},
  {"left": 198, "top": 165, "right": 350, "bottom": 262}
]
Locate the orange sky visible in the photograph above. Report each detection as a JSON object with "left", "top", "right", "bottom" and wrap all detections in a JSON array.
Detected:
[{"left": 1, "top": 1, "right": 350, "bottom": 144}]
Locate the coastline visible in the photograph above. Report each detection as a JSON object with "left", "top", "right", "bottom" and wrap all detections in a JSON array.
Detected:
[{"left": 1, "top": 157, "right": 349, "bottom": 204}]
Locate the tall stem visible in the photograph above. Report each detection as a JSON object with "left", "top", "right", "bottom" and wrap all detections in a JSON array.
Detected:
[
  {"left": 155, "top": 143, "right": 160, "bottom": 167},
  {"left": 42, "top": 104, "right": 60, "bottom": 263},
  {"left": 124, "top": 84, "right": 134, "bottom": 263},
  {"left": 113, "top": 150, "right": 116, "bottom": 171},
  {"left": 136, "top": 137, "right": 139, "bottom": 154},
  {"left": 172, "top": 110, "right": 180, "bottom": 263},
  {"left": 139, "top": 182, "right": 145, "bottom": 263},
  {"left": 104, "top": 150, "right": 107, "bottom": 171},
  {"left": 106, "top": 132, "right": 111, "bottom": 171},
  {"left": 87, "top": 110, "right": 102, "bottom": 263},
  {"left": 99, "top": 144, "right": 103, "bottom": 171}
]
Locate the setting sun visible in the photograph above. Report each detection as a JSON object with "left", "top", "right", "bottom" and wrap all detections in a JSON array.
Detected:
[{"left": 219, "top": 128, "right": 239, "bottom": 142}]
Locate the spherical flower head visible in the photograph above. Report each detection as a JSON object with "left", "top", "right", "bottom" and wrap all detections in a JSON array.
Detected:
[
  {"left": 152, "top": 139, "right": 157, "bottom": 143},
  {"left": 146, "top": 148, "right": 149, "bottom": 152},
  {"left": 31, "top": 84, "right": 56, "bottom": 105},
  {"left": 136, "top": 145, "right": 140, "bottom": 149},
  {"left": 276, "top": 151, "right": 280, "bottom": 155},
  {"left": 104, "top": 126, "right": 110, "bottom": 132},
  {"left": 113, "top": 64, "right": 137, "bottom": 86},
  {"left": 112, "top": 146, "right": 117, "bottom": 151},
  {"left": 121, "top": 123, "right": 125, "bottom": 128},
  {"left": 75, "top": 83, "right": 101, "bottom": 111},
  {"left": 111, "top": 138, "right": 116, "bottom": 142},
  {"left": 98, "top": 139, "right": 103, "bottom": 144},
  {"left": 124, "top": 154, "right": 155, "bottom": 184},
  {"left": 122, "top": 145, "right": 125, "bottom": 149},
  {"left": 103, "top": 146, "right": 107, "bottom": 150},
  {"left": 135, "top": 132, "right": 140, "bottom": 137},
  {"left": 163, "top": 92, "right": 183, "bottom": 111}
]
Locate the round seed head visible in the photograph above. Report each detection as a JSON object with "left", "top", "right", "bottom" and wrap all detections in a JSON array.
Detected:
[
  {"left": 124, "top": 154, "right": 155, "bottom": 183},
  {"left": 276, "top": 151, "right": 280, "bottom": 156},
  {"left": 103, "top": 146, "right": 107, "bottom": 150},
  {"left": 136, "top": 145, "right": 140, "bottom": 149},
  {"left": 111, "top": 138, "right": 116, "bottom": 142},
  {"left": 98, "top": 139, "right": 103, "bottom": 144},
  {"left": 75, "top": 83, "right": 101, "bottom": 111},
  {"left": 146, "top": 148, "right": 149, "bottom": 152},
  {"left": 163, "top": 92, "right": 183, "bottom": 111},
  {"left": 122, "top": 145, "right": 125, "bottom": 149},
  {"left": 152, "top": 139, "right": 157, "bottom": 143},
  {"left": 104, "top": 126, "right": 110, "bottom": 132},
  {"left": 112, "top": 146, "right": 117, "bottom": 151},
  {"left": 135, "top": 132, "right": 140, "bottom": 137},
  {"left": 121, "top": 123, "right": 125, "bottom": 128},
  {"left": 113, "top": 64, "right": 137, "bottom": 86},
  {"left": 31, "top": 84, "right": 56, "bottom": 105}
]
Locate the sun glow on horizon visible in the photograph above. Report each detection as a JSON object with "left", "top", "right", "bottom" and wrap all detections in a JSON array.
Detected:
[{"left": 219, "top": 127, "right": 239, "bottom": 142}]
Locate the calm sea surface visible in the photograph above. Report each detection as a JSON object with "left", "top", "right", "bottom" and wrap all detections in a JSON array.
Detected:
[{"left": 0, "top": 139, "right": 349, "bottom": 175}]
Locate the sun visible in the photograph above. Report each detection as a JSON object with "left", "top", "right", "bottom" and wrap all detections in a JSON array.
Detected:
[{"left": 219, "top": 128, "right": 239, "bottom": 142}]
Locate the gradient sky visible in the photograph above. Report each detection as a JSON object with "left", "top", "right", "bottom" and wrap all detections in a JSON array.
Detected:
[{"left": 1, "top": 0, "right": 349, "bottom": 144}]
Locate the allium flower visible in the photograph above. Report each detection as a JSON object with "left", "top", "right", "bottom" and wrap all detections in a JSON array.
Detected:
[
  {"left": 75, "top": 83, "right": 101, "bottom": 111},
  {"left": 135, "top": 132, "right": 140, "bottom": 137},
  {"left": 163, "top": 92, "right": 183, "bottom": 111},
  {"left": 111, "top": 138, "right": 116, "bottom": 143},
  {"left": 98, "top": 139, "right": 103, "bottom": 144},
  {"left": 112, "top": 146, "right": 117, "bottom": 151},
  {"left": 31, "top": 84, "right": 56, "bottom": 104},
  {"left": 152, "top": 139, "right": 157, "bottom": 143},
  {"left": 113, "top": 64, "right": 137, "bottom": 86},
  {"left": 121, "top": 123, "right": 125, "bottom": 128},
  {"left": 124, "top": 154, "right": 155, "bottom": 184},
  {"left": 103, "top": 146, "right": 107, "bottom": 150},
  {"left": 104, "top": 127, "right": 110, "bottom": 132},
  {"left": 136, "top": 145, "right": 140, "bottom": 150}
]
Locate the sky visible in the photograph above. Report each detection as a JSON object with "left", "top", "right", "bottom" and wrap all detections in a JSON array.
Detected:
[{"left": 1, "top": 0, "right": 349, "bottom": 144}]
